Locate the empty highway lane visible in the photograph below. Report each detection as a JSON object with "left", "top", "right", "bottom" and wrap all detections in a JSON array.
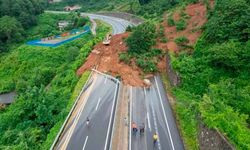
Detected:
[{"left": 53, "top": 72, "right": 120, "bottom": 150}]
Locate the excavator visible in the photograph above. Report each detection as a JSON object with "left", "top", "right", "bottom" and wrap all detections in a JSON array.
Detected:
[{"left": 102, "top": 33, "right": 112, "bottom": 45}]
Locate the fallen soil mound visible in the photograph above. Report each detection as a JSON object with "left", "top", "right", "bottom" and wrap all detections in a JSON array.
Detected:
[{"left": 77, "top": 33, "right": 147, "bottom": 86}]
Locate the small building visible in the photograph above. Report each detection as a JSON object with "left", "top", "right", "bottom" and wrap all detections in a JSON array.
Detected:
[
  {"left": 64, "top": 5, "right": 81, "bottom": 11},
  {"left": 58, "top": 21, "right": 71, "bottom": 31},
  {"left": 0, "top": 92, "right": 16, "bottom": 108}
]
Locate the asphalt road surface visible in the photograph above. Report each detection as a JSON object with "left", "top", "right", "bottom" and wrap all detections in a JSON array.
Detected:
[
  {"left": 54, "top": 72, "right": 119, "bottom": 150},
  {"left": 82, "top": 13, "right": 134, "bottom": 35},
  {"left": 45, "top": 11, "right": 134, "bottom": 35},
  {"left": 130, "top": 75, "right": 184, "bottom": 150}
]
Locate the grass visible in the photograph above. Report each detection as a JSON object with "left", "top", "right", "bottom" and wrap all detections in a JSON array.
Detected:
[
  {"left": 174, "top": 36, "right": 189, "bottom": 45},
  {"left": 160, "top": 73, "right": 199, "bottom": 150},
  {"left": 40, "top": 71, "right": 91, "bottom": 149}
]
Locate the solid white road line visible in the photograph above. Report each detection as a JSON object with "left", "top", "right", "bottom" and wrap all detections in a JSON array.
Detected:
[
  {"left": 95, "top": 97, "right": 101, "bottom": 111},
  {"left": 143, "top": 88, "right": 151, "bottom": 131},
  {"left": 147, "top": 112, "right": 151, "bottom": 131},
  {"left": 129, "top": 86, "right": 132, "bottom": 150},
  {"left": 104, "top": 76, "right": 107, "bottom": 84},
  {"left": 82, "top": 136, "right": 89, "bottom": 150},
  {"left": 104, "top": 82, "right": 119, "bottom": 150},
  {"left": 154, "top": 76, "right": 175, "bottom": 150},
  {"left": 146, "top": 88, "right": 162, "bottom": 150}
]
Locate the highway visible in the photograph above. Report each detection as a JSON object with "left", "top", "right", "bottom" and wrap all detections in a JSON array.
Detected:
[
  {"left": 45, "top": 11, "right": 134, "bottom": 35},
  {"left": 129, "top": 75, "right": 184, "bottom": 150},
  {"left": 53, "top": 72, "right": 120, "bottom": 150}
]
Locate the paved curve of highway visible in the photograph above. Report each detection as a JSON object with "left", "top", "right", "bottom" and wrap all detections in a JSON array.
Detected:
[{"left": 45, "top": 11, "right": 134, "bottom": 35}]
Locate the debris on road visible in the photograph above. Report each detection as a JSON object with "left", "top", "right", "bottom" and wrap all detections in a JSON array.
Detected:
[{"left": 77, "top": 33, "right": 147, "bottom": 87}]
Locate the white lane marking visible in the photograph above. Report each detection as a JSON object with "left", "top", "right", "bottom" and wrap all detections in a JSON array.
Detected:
[
  {"left": 147, "top": 112, "right": 151, "bottom": 131},
  {"left": 151, "top": 102, "right": 162, "bottom": 150},
  {"left": 104, "top": 82, "right": 119, "bottom": 150},
  {"left": 145, "top": 87, "right": 162, "bottom": 150},
  {"left": 144, "top": 88, "right": 151, "bottom": 131},
  {"left": 62, "top": 94, "right": 89, "bottom": 149},
  {"left": 95, "top": 98, "right": 101, "bottom": 111},
  {"left": 129, "top": 86, "right": 132, "bottom": 150},
  {"left": 104, "top": 76, "right": 107, "bottom": 84},
  {"left": 82, "top": 136, "right": 89, "bottom": 150},
  {"left": 154, "top": 76, "right": 175, "bottom": 150}
]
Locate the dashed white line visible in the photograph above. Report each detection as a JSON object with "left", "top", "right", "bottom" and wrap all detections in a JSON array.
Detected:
[
  {"left": 82, "top": 136, "right": 89, "bottom": 150},
  {"left": 154, "top": 76, "right": 175, "bottom": 150},
  {"left": 95, "top": 98, "right": 101, "bottom": 111},
  {"left": 150, "top": 98, "right": 162, "bottom": 150}
]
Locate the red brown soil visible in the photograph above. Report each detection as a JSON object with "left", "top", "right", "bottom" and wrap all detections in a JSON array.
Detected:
[
  {"left": 77, "top": 33, "right": 146, "bottom": 86},
  {"left": 159, "top": 2, "right": 211, "bottom": 52},
  {"left": 77, "top": 1, "right": 212, "bottom": 86}
]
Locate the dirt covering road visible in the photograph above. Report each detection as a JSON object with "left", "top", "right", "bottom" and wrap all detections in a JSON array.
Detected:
[{"left": 77, "top": 33, "right": 148, "bottom": 87}]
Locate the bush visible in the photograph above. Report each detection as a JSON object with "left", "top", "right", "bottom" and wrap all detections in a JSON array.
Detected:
[
  {"left": 158, "top": 25, "right": 165, "bottom": 38},
  {"left": 174, "top": 36, "right": 189, "bottom": 45},
  {"left": 167, "top": 15, "right": 175, "bottom": 26},
  {"left": 136, "top": 57, "right": 157, "bottom": 73},
  {"left": 126, "top": 22, "right": 156, "bottom": 54},
  {"left": 126, "top": 25, "right": 133, "bottom": 32},
  {"left": 176, "top": 19, "right": 187, "bottom": 31},
  {"left": 119, "top": 52, "right": 131, "bottom": 64},
  {"left": 160, "top": 37, "right": 168, "bottom": 43}
]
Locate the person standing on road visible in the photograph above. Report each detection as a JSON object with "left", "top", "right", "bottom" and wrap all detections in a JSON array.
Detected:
[
  {"left": 153, "top": 133, "right": 158, "bottom": 146},
  {"left": 86, "top": 117, "right": 90, "bottom": 127},
  {"left": 132, "top": 122, "right": 138, "bottom": 134},
  {"left": 140, "top": 123, "right": 145, "bottom": 135}
]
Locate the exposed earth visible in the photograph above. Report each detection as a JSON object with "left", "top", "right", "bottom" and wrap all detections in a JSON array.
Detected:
[
  {"left": 161, "top": 2, "right": 212, "bottom": 52},
  {"left": 77, "top": 33, "right": 147, "bottom": 86},
  {"left": 77, "top": 1, "right": 212, "bottom": 87}
]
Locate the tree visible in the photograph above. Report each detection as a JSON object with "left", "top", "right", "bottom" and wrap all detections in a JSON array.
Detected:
[
  {"left": 126, "top": 22, "right": 156, "bottom": 54},
  {"left": 138, "top": 0, "right": 151, "bottom": 5},
  {"left": 204, "top": 0, "right": 250, "bottom": 43},
  {"left": 205, "top": 40, "right": 250, "bottom": 71},
  {"left": 0, "top": 16, "right": 24, "bottom": 43}
]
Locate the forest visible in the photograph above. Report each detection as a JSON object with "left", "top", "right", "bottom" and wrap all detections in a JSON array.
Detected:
[
  {"left": 0, "top": 0, "right": 48, "bottom": 52},
  {"left": 171, "top": 0, "right": 250, "bottom": 149},
  {"left": 0, "top": 12, "right": 110, "bottom": 149}
]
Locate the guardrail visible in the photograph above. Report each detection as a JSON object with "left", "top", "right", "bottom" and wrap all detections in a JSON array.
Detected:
[{"left": 50, "top": 71, "right": 93, "bottom": 150}]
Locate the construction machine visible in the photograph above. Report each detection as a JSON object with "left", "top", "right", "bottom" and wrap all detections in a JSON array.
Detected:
[{"left": 103, "top": 33, "right": 112, "bottom": 45}]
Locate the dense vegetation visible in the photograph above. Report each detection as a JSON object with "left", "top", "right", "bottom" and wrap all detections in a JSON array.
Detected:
[
  {"left": 0, "top": 14, "right": 109, "bottom": 149},
  {"left": 0, "top": 0, "right": 48, "bottom": 52},
  {"left": 27, "top": 13, "right": 89, "bottom": 40},
  {"left": 120, "top": 22, "right": 164, "bottom": 73},
  {"left": 171, "top": 0, "right": 250, "bottom": 149}
]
